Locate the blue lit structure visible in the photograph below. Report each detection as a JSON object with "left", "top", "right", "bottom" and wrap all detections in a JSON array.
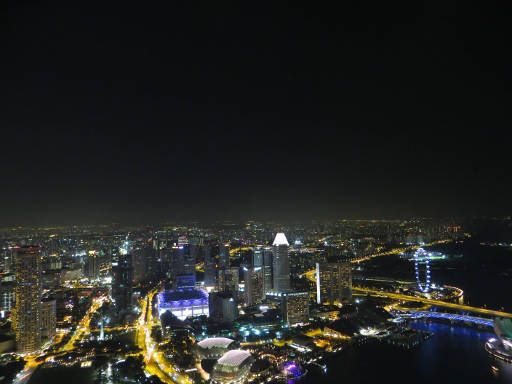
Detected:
[
  {"left": 157, "top": 288, "right": 209, "bottom": 320},
  {"left": 282, "top": 361, "right": 306, "bottom": 379},
  {"left": 414, "top": 248, "right": 431, "bottom": 293},
  {"left": 404, "top": 311, "right": 493, "bottom": 327}
]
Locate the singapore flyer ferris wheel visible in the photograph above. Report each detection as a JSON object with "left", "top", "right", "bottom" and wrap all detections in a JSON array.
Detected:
[{"left": 414, "top": 248, "right": 432, "bottom": 293}]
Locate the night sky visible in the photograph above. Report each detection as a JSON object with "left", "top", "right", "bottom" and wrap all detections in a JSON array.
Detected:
[{"left": 2, "top": 2, "right": 511, "bottom": 225}]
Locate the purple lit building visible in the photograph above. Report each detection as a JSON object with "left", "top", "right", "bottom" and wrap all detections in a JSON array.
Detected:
[{"left": 157, "top": 288, "right": 209, "bottom": 320}]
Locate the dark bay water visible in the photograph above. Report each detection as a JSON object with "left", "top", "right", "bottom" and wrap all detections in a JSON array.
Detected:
[
  {"left": 305, "top": 322, "right": 512, "bottom": 384},
  {"left": 304, "top": 240, "right": 512, "bottom": 384}
]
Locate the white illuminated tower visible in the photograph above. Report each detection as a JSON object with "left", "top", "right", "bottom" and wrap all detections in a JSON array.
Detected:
[{"left": 272, "top": 233, "right": 290, "bottom": 291}]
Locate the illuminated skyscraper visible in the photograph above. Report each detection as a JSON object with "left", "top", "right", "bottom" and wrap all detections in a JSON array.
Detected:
[
  {"left": 13, "top": 246, "right": 42, "bottom": 353},
  {"left": 112, "top": 244, "right": 133, "bottom": 313},
  {"left": 219, "top": 244, "right": 230, "bottom": 268},
  {"left": 253, "top": 247, "right": 264, "bottom": 268},
  {"left": 41, "top": 299, "right": 56, "bottom": 342},
  {"left": 204, "top": 245, "right": 216, "bottom": 287},
  {"left": 262, "top": 247, "right": 273, "bottom": 293},
  {"left": 0, "top": 280, "right": 15, "bottom": 314},
  {"left": 217, "top": 267, "right": 239, "bottom": 298},
  {"left": 272, "top": 233, "right": 290, "bottom": 292},
  {"left": 209, "top": 292, "right": 238, "bottom": 324},
  {"left": 315, "top": 261, "right": 352, "bottom": 304},
  {"left": 266, "top": 290, "right": 310, "bottom": 326},
  {"left": 243, "top": 267, "right": 264, "bottom": 306},
  {"left": 84, "top": 251, "right": 100, "bottom": 280}
]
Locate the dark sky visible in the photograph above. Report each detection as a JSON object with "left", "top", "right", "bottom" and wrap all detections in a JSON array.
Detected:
[{"left": 1, "top": 1, "right": 511, "bottom": 225}]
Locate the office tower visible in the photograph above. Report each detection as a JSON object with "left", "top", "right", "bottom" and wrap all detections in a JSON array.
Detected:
[
  {"left": 132, "top": 247, "right": 146, "bottom": 284},
  {"left": 169, "top": 245, "right": 184, "bottom": 279},
  {"left": 282, "top": 291, "right": 310, "bottom": 326},
  {"left": 1, "top": 247, "right": 15, "bottom": 273},
  {"left": 112, "top": 252, "right": 133, "bottom": 313},
  {"left": 170, "top": 244, "right": 196, "bottom": 288},
  {"left": 183, "top": 244, "right": 196, "bottom": 276},
  {"left": 204, "top": 245, "right": 216, "bottom": 287},
  {"left": 133, "top": 246, "right": 159, "bottom": 284},
  {"left": 40, "top": 299, "right": 56, "bottom": 342},
  {"left": 0, "top": 279, "right": 15, "bottom": 314},
  {"left": 243, "top": 267, "right": 264, "bottom": 306},
  {"left": 209, "top": 292, "right": 238, "bottom": 324},
  {"left": 253, "top": 247, "right": 263, "bottom": 268},
  {"left": 13, "top": 245, "right": 42, "bottom": 353},
  {"left": 217, "top": 267, "right": 239, "bottom": 297},
  {"left": 84, "top": 251, "right": 100, "bottom": 280},
  {"left": 262, "top": 247, "right": 273, "bottom": 293},
  {"left": 219, "top": 244, "right": 230, "bottom": 268},
  {"left": 272, "top": 233, "right": 290, "bottom": 292},
  {"left": 315, "top": 261, "right": 352, "bottom": 304}
]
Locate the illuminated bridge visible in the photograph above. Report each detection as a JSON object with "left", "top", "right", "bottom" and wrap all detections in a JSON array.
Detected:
[{"left": 400, "top": 311, "right": 494, "bottom": 327}]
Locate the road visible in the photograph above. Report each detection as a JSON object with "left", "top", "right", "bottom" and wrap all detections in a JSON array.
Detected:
[
  {"left": 61, "top": 295, "right": 107, "bottom": 352},
  {"left": 353, "top": 286, "right": 512, "bottom": 319},
  {"left": 136, "top": 287, "right": 192, "bottom": 384},
  {"left": 350, "top": 239, "right": 451, "bottom": 263}
]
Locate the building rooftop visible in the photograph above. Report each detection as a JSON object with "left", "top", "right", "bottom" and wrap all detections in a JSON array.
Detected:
[
  {"left": 158, "top": 289, "right": 208, "bottom": 307},
  {"left": 217, "top": 349, "right": 252, "bottom": 367},
  {"left": 273, "top": 233, "right": 289, "bottom": 246},
  {"left": 197, "top": 337, "right": 234, "bottom": 349}
]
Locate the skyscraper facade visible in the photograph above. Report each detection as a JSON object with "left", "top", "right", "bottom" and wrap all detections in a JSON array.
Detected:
[
  {"left": 243, "top": 267, "right": 264, "bottom": 306},
  {"left": 112, "top": 252, "right": 133, "bottom": 313},
  {"left": 282, "top": 291, "right": 310, "bottom": 326},
  {"left": 13, "top": 245, "right": 42, "bottom": 353},
  {"left": 219, "top": 244, "right": 230, "bottom": 268},
  {"left": 217, "top": 267, "right": 239, "bottom": 298},
  {"left": 204, "top": 244, "right": 216, "bottom": 287},
  {"left": 253, "top": 247, "right": 264, "bottom": 268},
  {"left": 315, "top": 261, "right": 352, "bottom": 304},
  {"left": 41, "top": 299, "right": 57, "bottom": 342},
  {"left": 272, "top": 233, "right": 290, "bottom": 292},
  {"left": 262, "top": 247, "right": 273, "bottom": 293},
  {"left": 209, "top": 292, "right": 238, "bottom": 324}
]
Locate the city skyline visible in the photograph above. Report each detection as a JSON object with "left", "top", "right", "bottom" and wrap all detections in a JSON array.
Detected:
[{"left": 2, "top": 2, "right": 512, "bottom": 382}]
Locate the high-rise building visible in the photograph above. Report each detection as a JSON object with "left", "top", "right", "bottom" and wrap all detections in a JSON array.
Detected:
[
  {"left": 315, "top": 261, "right": 352, "bottom": 304},
  {"left": 112, "top": 252, "right": 133, "bottom": 313},
  {"left": 272, "top": 233, "right": 290, "bottom": 292},
  {"left": 204, "top": 245, "right": 216, "bottom": 287},
  {"left": 13, "top": 245, "right": 42, "bottom": 353},
  {"left": 217, "top": 267, "right": 239, "bottom": 298},
  {"left": 84, "top": 251, "right": 100, "bottom": 280},
  {"left": 252, "top": 247, "right": 264, "bottom": 268},
  {"left": 209, "top": 292, "right": 238, "bottom": 324},
  {"left": 133, "top": 246, "right": 160, "bottom": 284},
  {"left": 243, "top": 267, "right": 264, "bottom": 306},
  {"left": 40, "top": 299, "right": 56, "bottom": 342},
  {"left": 262, "top": 247, "right": 273, "bottom": 293},
  {"left": 182, "top": 244, "right": 197, "bottom": 276},
  {"left": 219, "top": 244, "right": 230, "bottom": 268},
  {"left": 267, "top": 291, "right": 310, "bottom": 326},
  {"left": 1, "top": 247, "right": 15, "bottom": 273},
  {"left": 0, "top": 279, "right": 15, "bottom": 315}
]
